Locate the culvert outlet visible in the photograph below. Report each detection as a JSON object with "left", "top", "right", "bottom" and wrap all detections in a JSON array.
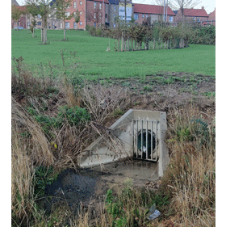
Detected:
[{"left": 78, "top": 109, "right": 169, "bottom": 177}]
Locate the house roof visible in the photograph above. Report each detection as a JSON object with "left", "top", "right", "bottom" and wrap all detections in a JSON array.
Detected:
[
  {"left": 12, "top": 0, "right": 19, "bottom": 6},
  {"left": 88, "top": 0, "right": 109, "bottom": 4},
  {"left": 183, "top": 8, "right": 208, "bottom": 17},
  {"left": 108, "top": 0, "right": 120, "bottom": 4},
  {"left": 208, "top": 9, "right": 215, "bottom": 20},
  {"left": 133, "top": 4, "right": 175, "bottom": 16}
]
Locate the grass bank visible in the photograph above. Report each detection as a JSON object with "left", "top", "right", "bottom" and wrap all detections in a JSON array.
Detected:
[{"left": 12, "top": 29, "right": 215, "bottom": 80}]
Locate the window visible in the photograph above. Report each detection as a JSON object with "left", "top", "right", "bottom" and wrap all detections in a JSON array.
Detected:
[
  {"left": 114, "top": 5, "right": 116, "bottom": 11},
  {"left": 94, "top": 2, "right": 97, "bottom": 9},
  {"left": 105, "top": 14, "right": 107, "bottom": 18},
  {"left": 113, "top": 23, "right": 116, "bottom": 27},
  {"left": 197, "top": 17, "right": 200, "bottom": 22},
  {"left": 94, "top": 13, "right": 96, "bottom": 19},
  {"left": 142, "top": 14, "right": 144, "bottom": 18},
  {"left": 80, "top": 11, "right": 82, "bottom": 15},
  {"left": 134, "top": 14, "right": 139, "bottom": 20},
  {"left": 80, "top": 21, "right": 82, "bottom": 25},
  {"left": 114, "top": 14, "right": 116, "bottom": 18},
  {"left": 169, "top": 16, "right": 173, "bottom": 22},
  {"left": 146, "top": 14, "right": 148, "bottom": 18},
  {"left": 94, "top": 22, "right": 96, "bottom": 27},
  {"left": 193, "top": 17, "right": 196, "bottom": 21},
  {"left": 99, "top": 3, "right": 102, "bottom": 9},
  {"left": 65, "top": 22, "right": 70, "bottom": 28},
  {"left": 80, "top": 1, "right": 82, "bottom": 5},
  {"left": 74, "top": 2, "right": 76, "bottom": 8},
  {"left": 74, "top": 22, "right": 77, "bottom": 28},
  {"left": 38, "top": 21, "right": 41, "bottom": 25},
  {"left": 37, "top": 14, "right": 41, "bottom": 19},
  {"left": 99, "top": 13, "right": 102, "bottom": 20},
  {"left": 65, "top": 12, "right": 70, "bottom": 17}
]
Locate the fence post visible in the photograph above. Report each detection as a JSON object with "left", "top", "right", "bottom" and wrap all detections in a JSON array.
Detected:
[{"left": 121, "top": 32, "right": 124, "bottom": 51}]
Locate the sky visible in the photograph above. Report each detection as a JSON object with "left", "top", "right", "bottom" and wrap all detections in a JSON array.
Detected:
[{"left": 17, "top": 0, "right": 216, "bottom": 13}]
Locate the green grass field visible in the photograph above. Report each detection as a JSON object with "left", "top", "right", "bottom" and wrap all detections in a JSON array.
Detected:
[{"left": 11, "top": 29, "right": 215, "bottom": 80}]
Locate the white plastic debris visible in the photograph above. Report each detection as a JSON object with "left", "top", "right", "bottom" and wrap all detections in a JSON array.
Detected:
[
  {"left": 148, "top": 209, "right": 161, "bottom": 220},
  {"left": 147, "top": 204, "right": 161, "bottom": 221}
]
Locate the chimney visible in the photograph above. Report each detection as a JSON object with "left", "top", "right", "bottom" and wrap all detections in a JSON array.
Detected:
[{"left": 202, "top": 6, "right": 204, "bottom": 10}]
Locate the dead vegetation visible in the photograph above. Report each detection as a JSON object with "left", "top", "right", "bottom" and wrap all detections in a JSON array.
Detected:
[{"left": 11, "top": 65, "right": 215, "bottom": 226}]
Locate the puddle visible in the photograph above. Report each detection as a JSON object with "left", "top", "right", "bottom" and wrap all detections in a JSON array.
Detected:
[{"left": 43, "top": 159, "right": 158, "bottom": 215}]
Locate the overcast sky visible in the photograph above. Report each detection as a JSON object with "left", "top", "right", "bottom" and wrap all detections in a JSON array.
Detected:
[{"left": 17, "top": 0, "right": 215, "bottom": 13}]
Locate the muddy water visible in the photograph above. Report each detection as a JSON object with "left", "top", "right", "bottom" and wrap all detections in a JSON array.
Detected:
[{"left": 43, "top": 159, "right": 158, "bottom": 215}]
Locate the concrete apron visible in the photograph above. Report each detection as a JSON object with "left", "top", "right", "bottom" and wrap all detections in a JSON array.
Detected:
[{"left": 78, "top": 109, "right": 169, "bottom": 178}]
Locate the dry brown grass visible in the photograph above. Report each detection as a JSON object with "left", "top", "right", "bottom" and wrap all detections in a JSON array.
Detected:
[
  {"left": 11, "top": 126, "right": 35, "bottom": 226},
  {"left": 81, "top": 84, "right": 132, "bottom": 124},
  {"left": 160, "top": 105, "right": 215, "bottom": 226},
  {"left": 12, "top": 97, "right": 54, "bottom": 166}
]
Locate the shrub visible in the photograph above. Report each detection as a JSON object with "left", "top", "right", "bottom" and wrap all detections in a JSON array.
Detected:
[
  {"left": 58, "top": 105, "right": 90, "bottom": 127},
  {"left": 34, "top": 166, "right": 58, "bottom": 197},
  {"left": 188, "top": 26, "right": 215, "bottom": 45}
]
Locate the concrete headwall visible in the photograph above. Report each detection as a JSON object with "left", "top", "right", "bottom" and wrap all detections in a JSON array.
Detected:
[{"left": 78, "top": 109, "right": 169, "bottom": 178}]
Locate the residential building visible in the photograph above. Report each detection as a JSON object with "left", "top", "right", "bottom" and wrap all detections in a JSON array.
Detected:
[
  {"left": 86, "top": 0, "right": 109, "bottom": 28},
  {"left": 208, "top": 9, "right": 215, "bottom": 26},
  {"left": 175, "top": 7, "right": 208, "bottom": 25},
  {"left": 133, "top": 4, "right": 176, "bottom": 25},
  {"left": 108, "top": 0, "right": 119, "bottom": 27}
]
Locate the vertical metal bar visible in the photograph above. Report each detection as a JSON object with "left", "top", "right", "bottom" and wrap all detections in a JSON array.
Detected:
[
  {"left": 155, "top": 121, "right": 158, "bottom": 161},
  {"left": 151, "top": 121, "right": 153, "bottom": 160},
  {"left": 141, "top": 120, "right": 143, "bottom": 159},
  {"left": 136, "top": 120, "right": 138, "bottom": 158},
  {"left": 132, "top": 120, "right": 134, "bottom": 157},
  {"left": 146, "top": 121, "right": 148, "bottom": 160}
]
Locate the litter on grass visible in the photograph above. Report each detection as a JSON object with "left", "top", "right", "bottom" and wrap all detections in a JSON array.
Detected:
[{"left": 147, "top": 204, "right": 161, "bottom": 221}]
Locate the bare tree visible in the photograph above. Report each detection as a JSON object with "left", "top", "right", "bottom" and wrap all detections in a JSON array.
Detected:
[
  {"left": 26, "top": 0, "right": 53, "bottom": 44},
  {"left": 74, "top": 9, "right": 80, "bottom": 24},
  {"left": 53, "top": 0, "right": 73, "bottom": 40},
  {"left": 87, "top": 8, "right": 103, "bottom": 30},
  {"left": 26, "top": 0, "right": 39, "bottom": 37},
  {"left": 169, "top": 0, "right": 202, "bottom": 22}
]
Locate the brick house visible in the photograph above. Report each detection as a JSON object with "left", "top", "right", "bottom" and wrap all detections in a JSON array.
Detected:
[
  {"left": 133, "top": 4, "right": 175, "bottom": 25},
  {"left": 208, "top": 9, "right": 215, "bottom": 26},
  {"left": 86, "top": 0, "right": 109, "bottom": 28},
  {"left": 175, "top": 7, "right": 208, "bottom": 25},
  {"left": 62, "top": 0, "right": 110, "bottom": 30}
]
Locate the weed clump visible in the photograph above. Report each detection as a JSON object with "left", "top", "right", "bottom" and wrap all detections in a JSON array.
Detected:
[{"left": 58, "top": 105, "right": 90, "bottom": 127}]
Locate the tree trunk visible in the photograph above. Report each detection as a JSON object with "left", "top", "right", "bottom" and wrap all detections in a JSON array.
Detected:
[
  {"left": 32, "top": 27, "right": 35, "bottom": 38},
  {"left": 121, "top": 32, "right": 124, "bottom": 51},
  {"left": 153, "top": 38, "right": 155, "bottom": 49},
  {"left": 64, "top": 28, "right": 66, "bottom": 40},
  {"left": 42, "top": 27, "right": 47, "bottom": 44},
  {"left": 117, "top": 38, "right": 120, "bottom": 51},
  {"left": 17, "top": 21, "right": 19, "bottom": 31}
]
